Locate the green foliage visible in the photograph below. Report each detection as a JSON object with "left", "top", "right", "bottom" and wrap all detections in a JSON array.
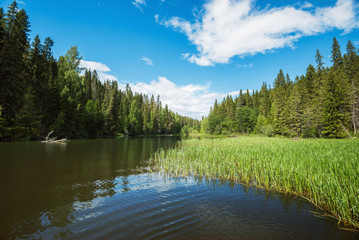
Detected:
[
  {"left": 205, "top": 37, "right": 357, "bottom": 139},
  {"left": 255, "top": 114, "right": 273, "bottom": 137},
  {"left": 0, "top": 1, "right": 30, "bottom": 126},
  {"left": 181, "top": 125, "right": 190, "bottom": 136},
  {"left": 128, "top": 99, "right": 142, "bottom": 135},
  {"left": 322, "top": 69, "right": 350, "bottom": 138},
  {"left": 0, "top": 2, "right": 198, "bottom": 141}
]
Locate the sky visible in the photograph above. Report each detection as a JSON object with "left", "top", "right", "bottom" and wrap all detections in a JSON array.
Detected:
[{"left": 1, "top": 0, "right": 359, "bottom": 119}]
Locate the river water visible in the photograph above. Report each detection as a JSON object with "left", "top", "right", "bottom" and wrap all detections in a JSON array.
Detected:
[{"left": 0, "top": 137, "right": 357, "bottom": 239}]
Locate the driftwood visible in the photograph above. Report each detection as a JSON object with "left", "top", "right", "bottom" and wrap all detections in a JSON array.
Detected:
[
  {"left": 41, "top": 131, "right": 68, "bottom": 143},
  {"left": 340, "top": 123, "right": 354, "bottom": 139}
]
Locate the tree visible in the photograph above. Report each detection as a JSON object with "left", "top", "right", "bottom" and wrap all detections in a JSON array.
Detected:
[
  {"left": 322, "top": 69, "right": 350, "bottom": 138},
  {"left": 272, "top": 70, "right": 289, "bottom": 135},
  {"left": 103, "top": 81, "right": 119, "bottom": 136},
  {"left": 288, "top": 83, "right": 303, "bottom": 137},
  {"left": 315, "top": 49, "right": 324, "bottom": 72},
  {"left": 55, "top": 46, "right": 84, "bottom": 138},
  {"left": 344, "top": 40, "right": 359, "bottom": 135},
  {"left": 259, "top": 82, "right": 270, "bottom": 117},
  {"left": 84, "top": 69, "right": 92, "bottom": 101},
  {"left": 331, "top": 37, "right": 343, "bottom": 70},
  {"left": 0, "top": 1, "right": 30, "bottom": 126}
]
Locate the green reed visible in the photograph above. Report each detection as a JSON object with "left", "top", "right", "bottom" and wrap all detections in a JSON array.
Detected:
[{"left": 151, "top": 137, "right": 359, "bottom": 228}]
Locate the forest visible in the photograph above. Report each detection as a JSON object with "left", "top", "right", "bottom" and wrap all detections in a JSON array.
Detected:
[
  {"left": 201, "top": 38, "right": 359, "bottom": 138},
  {"left": 0, "top": 2, "right": 199, "bottom": 141},
  {"left": 1, "top": 1, "right": 358, "bottom": 141}
]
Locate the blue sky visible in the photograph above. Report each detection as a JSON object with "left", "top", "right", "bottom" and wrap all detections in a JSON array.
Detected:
[{"left": 1, "top": 0, "right": 359, "bottom": 119}]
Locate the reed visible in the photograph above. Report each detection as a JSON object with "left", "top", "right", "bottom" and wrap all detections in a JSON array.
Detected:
[{"left": 151, "top": 137, "right": 359, "bottom": 228}]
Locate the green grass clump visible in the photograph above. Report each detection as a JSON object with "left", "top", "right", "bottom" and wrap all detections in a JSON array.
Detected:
[{"left": 151, "top": 137, "right": 359, "bottom": 228}]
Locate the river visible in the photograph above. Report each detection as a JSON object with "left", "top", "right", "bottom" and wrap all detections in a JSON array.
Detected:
[{"left": 0, "top": 137, "right": 357, "bottom": 239}]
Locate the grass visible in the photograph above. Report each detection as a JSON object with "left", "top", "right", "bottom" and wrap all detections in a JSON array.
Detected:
[{"left": 151, "top": 136, "right": 359, "bottom": 229}]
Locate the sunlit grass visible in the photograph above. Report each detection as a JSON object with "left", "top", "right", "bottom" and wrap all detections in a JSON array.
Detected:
[{"left": 151, "top": 137, "right": 359, "bottom": 228}]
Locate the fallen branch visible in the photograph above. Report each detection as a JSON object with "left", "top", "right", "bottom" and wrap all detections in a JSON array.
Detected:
[
  {"left": 340, "top": 123, "right": 353, "bottom": 139},
  {"left": 45, "top": 130, "right": 54, "bottom": 141},
  {"left": 42, "top": 131, "right": 68, "bottom": 143}
]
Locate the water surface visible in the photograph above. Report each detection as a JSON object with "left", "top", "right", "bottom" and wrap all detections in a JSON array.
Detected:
[{"left": 0, "top": 137, "right": 357, "bottom": 239}]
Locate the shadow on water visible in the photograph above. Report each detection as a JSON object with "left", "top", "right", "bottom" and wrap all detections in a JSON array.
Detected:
[
  {"left": 0, "top": 137, "right": 180, "bottom": 239},
  {"left": 0, "top": 137, "right": 358, "bottom": 239}
]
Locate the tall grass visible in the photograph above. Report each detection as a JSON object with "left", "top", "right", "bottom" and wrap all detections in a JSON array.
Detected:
[{"left": 151, "top": 137, "right": 359, "bottom": 228}]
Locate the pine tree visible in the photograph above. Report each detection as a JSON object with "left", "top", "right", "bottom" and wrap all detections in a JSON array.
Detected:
[
  {"left": 322, "top": 69, "right": 350, "bottom": 138},
  {"left": 84, "top": 69, "right": 92, "bottom": 101},
  {"left": 259, "top": 82, "right": 270, "bottom": 117},
  {"left": 315, "top": 49, "right": 324, "bottom": 72},
  {"left": 304, "top": 65, "right": 316, "bottom": 96},
  {"left": 0, "top": 1, "right": 30, "bottom": 126},
  {"left": 331, "top": 37, "right": 343, "bottom": 70},
  {"left": 0, "top": 7, "right": 4, "bottom": 71},
  {"left": 142, "top": 97, "right": 150, "bottom": 134},
  {"left": 344, "top": 40, "right": 359, "bottom": 135},
  {"left": 128, "top": 99, "right": 141, "bottom": 135},
  {"left": 288, "top": 83, "right": 303, "bottom": 137},
  {"left": 41, "top": 37, "right": 59, "bottom": 133},
  {"left": 84, "top": 99, "right": 97, "bottom": 138},
  {"left": 272, "top": 70, "right": 289, "bottom": 135},
  {"left": 103, "top": 81, "right": 119, "bottom": 136}
]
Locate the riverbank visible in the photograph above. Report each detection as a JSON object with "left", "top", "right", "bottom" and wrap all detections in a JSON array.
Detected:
[
  {"left": 151, "top": 137, "right": 359, "bottom": 229},
  {"left": 0, "top": 132, "right": 184, "bottom": 142}
]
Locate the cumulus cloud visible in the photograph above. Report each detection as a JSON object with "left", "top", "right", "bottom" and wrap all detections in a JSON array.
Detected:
[
  {"left": 133, "top": 0, "right": 146, "bottom": 11},
  {"left": 119, "top": 77, "right": 238, "bottom": 119},
  {"left": 141, "top": 56, "right": 154, "bottom": 66},
  {"left": 16, "top": 0, "right": 25, "bottom": 5},
  {"left": 79, "top": 60, "right": 118, "bottom": 82},
  {"left": 163, "top": 0, "right": 358, "bottom": 66}
]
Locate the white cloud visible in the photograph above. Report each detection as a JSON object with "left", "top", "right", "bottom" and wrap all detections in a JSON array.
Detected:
[
  {"left": 154, "top": 14, "right": 159, "bottom": 23},
  {"left": 133, "top": 0, "right": 146, "bottom": 11},
  {"left": 300, "top": 2, "right": 313, "bottom": 9},
  {"left": 236, "top": 63, "right": 253, "bottom": 68},
  {"left": 163, "top": 0, "right": 358, "bottom": 66},
  {"left": 79, "top": 60, "right": 110, "bottom": 72},
  {"left": 181, "top": 53, "right": 190, "bottom": 59},
  {"left": 119, "top": 77, "right": 239, "bottom": 119},
  {"left": 79, "top": 60, "right": 118, "bottom": 82},
  {"left": 16, "top": 0, "right": 25, "bottom": 5},
  {"left": 141, "top": 56, "right": 154, "bottom": 66}
]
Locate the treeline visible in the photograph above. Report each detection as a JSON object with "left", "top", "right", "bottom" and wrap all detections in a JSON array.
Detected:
[
  {"left": 0, "top": 2, "right": 199, "bottom": 141},
  {"left": 202, "top": 38, "right": 359, "bottom": 138}
]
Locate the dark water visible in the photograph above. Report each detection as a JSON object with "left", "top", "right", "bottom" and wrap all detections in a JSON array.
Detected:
[{"left": 0, "top": 137, "right": 357, "bottom": 239}]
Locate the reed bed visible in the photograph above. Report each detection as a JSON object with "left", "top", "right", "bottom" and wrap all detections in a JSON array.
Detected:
[{"left": 151, "top": 137, "right": 359, "bottom": 228}]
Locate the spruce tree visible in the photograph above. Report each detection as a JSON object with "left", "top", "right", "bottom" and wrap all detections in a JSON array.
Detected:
[
  {"left": 331, "top": 37, "right": 343, "bottom": 70},
  {"left": 259, "top": 82, "right": 270, "bottom": 117},
  {"left": 1, "top": 2, "right": 30, "bottom": 126},
  {"left": 344, "top": 40, "right": 359, "bottom": 135},
  {"left": 128, "top": 99, "right": 141, "bottom": 135},
  {"left": 272, "top": 70, "right": 289, "bottom": 135},
  {"left": 322, "top": 69, "right": 350, "bottom": 138},
  {"left": 315, "top": 49, "right": 324, "bottom": 72},
  {"left": 288, "top": 82, "right": 303, "bottom": 137}
]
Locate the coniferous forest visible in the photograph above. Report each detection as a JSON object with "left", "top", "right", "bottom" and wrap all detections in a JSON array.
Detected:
[
  {"left": 202, "top": 38, "right": 359, "bottom": 138},
  {"left": 1, "top": 1, "right": 359, "bottom": 141},
  {"left": 0, "top": 2, "right": 199, "bottom": 141}
]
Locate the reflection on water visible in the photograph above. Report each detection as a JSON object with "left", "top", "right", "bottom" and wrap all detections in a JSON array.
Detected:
[{"left": 0, "top": 137, "right": 358, "bottom": 239}]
